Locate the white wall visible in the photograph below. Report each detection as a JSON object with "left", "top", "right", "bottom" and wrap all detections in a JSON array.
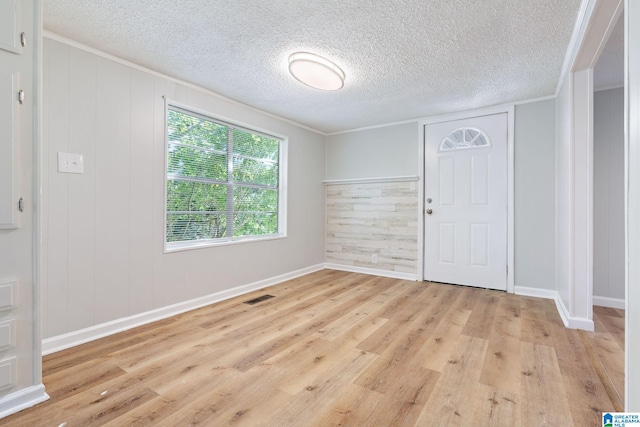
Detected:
[
  {"left": 594, "top": 87, "right": 625, "bottom": 301},
  {"left": 41, "top": 37, "right": 326, "bottom": 339},
  {"left": 514, "top": 100, "right": 557, "bottom": 290},
  {"left": 555, "top": 74, "right": 573, "bottom": 309},
  {"left": 325, "top": 123, "right": 419, "bottom": 180}
]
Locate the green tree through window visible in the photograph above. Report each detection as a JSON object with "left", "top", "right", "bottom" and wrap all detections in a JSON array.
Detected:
[{"left": 166, "top": 106, "right": 282, "bottom": 246}]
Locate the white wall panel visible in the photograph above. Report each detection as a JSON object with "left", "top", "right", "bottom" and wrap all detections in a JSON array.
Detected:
[
  {"left": 514, "top": 99, "right": 557, "bottom": 291},
  {"left": 151, "top": 76, "right": 171, "bottom": 309},
  {"left": 66, "top": 47, "right": 97, "bottom": 331},
  {"left": 609, "top": 87, "right": 625, "bottom": 297},
  {"left": 593, "top": 88, "right": 625, "bottom": 300},
  {"left": 94, "top": 57, "right": 131, "bottom": 324},
  {"left": 40, "top": 36, "right": 50, "bottom": 340},
  {"left": 42, "top": 38, "right": 326, "bottom": 338},
  {"left": 556, "top": 76, "right": 572, "bottom": 307},
  {"left": 128, "top": 69, "right": 155, "bottom": 315},
  {"left": 325, "top": 122, "right": 418, "bottom": 180},
  {"left": 46, "top": 40, "right": 70, "bottom": 337}
]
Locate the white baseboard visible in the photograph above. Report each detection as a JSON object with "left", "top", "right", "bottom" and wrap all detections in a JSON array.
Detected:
[
  {"left": 553, "top": 295, "right": 595, "bottom": 331},
  {"left": 514, "top": 286, "right": 558, "bottom": 300},
  {"left": 0, "top": 384, "right": 49, "bottom": 419},
  {"left": 593, "top": 295, "right": 626, "bottom": 309},
  {"left": 514, "top": 286, "right": 594, "bottom": 331},
  {"left": 324, "top": 263, "right": 418, "bottom": 281},
  {"left": 43, "top": 264, "right": 325, "bottom": 355}
]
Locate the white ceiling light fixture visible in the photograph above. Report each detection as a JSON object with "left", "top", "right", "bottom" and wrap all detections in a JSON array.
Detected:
[{"left": 288, "top": 52, "right": 345, "bottom": 91}]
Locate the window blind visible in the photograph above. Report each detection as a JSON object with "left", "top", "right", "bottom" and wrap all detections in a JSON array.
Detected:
[{"left": 166, "top": 106, "right": 281, "bottom": 245}]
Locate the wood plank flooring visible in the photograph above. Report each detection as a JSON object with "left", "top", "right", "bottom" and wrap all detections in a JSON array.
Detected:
[
  {"left": 2, "top": 270, "right": 625, "bottom": 426},
  {"left": 583, "top": 305, "right": 626, "bottom": 412}
]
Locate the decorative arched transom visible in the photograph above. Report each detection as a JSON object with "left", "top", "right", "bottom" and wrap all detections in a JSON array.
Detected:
[{"left": 439, "top": 127, "right": 491, "bottom": 152}]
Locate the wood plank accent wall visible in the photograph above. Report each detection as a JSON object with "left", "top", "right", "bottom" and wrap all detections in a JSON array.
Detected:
[{"left": 326, "top": 181, "right": 419, "bottom": 275}]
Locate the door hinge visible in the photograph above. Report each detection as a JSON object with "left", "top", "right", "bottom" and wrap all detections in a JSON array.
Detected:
[
  {"left": 20, "top": 32, "right": 27, "bottom": 47},
  {"left": 506, "top": 265, "right": 508, "bottom": 275},
  {"left": 18, "top": 90, "right": 24, "bottom": 104},
  {"left": 18, "top": 197, "right": 24, "bottom": 212}
]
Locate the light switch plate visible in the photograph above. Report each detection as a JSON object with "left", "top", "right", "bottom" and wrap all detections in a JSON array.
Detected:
[{"left": 58, "top": 152, "right": 84, "bottom": 174}]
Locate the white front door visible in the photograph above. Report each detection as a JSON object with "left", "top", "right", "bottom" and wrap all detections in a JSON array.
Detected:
[{"left": 424, "top": 113, "right": 508, "bottom": 290}]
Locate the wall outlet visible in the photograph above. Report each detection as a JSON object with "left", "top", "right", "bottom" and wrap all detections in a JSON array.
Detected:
[
  {"left": 58, "top": 152, "right": 84, "bottom": 174},
  {"left": 371, "top": 254, "right": 378, "bottom": 263}
]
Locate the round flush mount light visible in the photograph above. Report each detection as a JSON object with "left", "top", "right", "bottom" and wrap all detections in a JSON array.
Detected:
[{"left": 288, "top": 52, "right": 345, "bottom": 91}]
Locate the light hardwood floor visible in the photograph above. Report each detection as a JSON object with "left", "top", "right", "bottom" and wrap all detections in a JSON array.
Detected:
[{"left": 3, "top": 270, "right": 625, "bottom": 426}]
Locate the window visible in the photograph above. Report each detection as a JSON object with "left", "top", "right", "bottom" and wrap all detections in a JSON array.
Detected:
[
  {"left": 165, "top": 104, "right": 286, "bottom": 250},
  {"left": 440, "top": 127, "right": 490, "bottom": 152}
]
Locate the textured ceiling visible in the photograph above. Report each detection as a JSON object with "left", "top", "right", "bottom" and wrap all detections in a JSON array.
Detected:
[
  {"left": 594, "top": 15, "right": 624, "bottom": 91},
  {"left": 43, "top": 0, "right": 582, "bottom": 134}
]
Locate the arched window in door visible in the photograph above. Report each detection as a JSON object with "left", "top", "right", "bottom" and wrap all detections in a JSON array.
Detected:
[{"left": 439, "top": 127, "right": 491, "bottom": 152}]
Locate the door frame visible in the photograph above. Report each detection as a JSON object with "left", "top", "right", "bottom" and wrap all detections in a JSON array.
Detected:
[{"left": 418, "top": 104, "right": 515, "bottom": 293}]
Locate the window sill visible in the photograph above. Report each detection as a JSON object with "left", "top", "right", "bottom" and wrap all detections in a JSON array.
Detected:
[{"left": 164, "top": 233, "right": 287, "bottom": 253}]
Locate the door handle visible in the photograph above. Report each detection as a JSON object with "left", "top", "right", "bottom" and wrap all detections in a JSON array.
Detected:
[{"left": 426, "top": 209, "right": 433, "bottom": 215}]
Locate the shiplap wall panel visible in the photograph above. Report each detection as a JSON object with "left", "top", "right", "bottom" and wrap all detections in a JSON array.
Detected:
[
  {"left": 326, "top": 181, "right": 419, "bottom": 274},
  {"left": 46, "top": 40, "right": 70, "bottom": 337},
  {"left": 128, "top": 69, "right": 155, "bottom": 314},
  {"left": 67, "top": 47, "right": 97, "bottom": 331},
  {"left": 94, "top": 58, "right": 132, "bottom": 324}
]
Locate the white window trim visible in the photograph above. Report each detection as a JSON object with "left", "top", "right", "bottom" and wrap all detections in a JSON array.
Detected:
[{"left": 163, "top": 99, "right": 288, "bottom": 253}]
